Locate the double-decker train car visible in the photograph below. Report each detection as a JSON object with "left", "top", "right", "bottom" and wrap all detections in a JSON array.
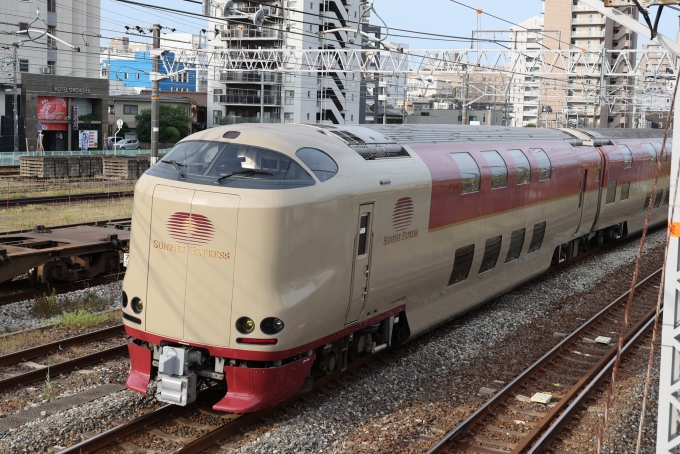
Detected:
[{"left": 121, "top": 124, "right": 670, "bottom": 412}]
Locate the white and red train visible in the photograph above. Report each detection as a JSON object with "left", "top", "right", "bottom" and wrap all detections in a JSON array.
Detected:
[{"left": 121, "top": 124, "right": 670, "bottom": 412}]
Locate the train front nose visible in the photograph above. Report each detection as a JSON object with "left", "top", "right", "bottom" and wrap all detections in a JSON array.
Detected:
[{"left": 145, "top": 185, "right": 240, "bottom": 347}]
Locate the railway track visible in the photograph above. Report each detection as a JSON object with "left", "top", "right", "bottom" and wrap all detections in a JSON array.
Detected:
[
  {"left": 426, "top": 268, "right": 662, "bottom": 454},
  {"left": 0, "top": 325, "right": 126, "bottom": 393},
  {"left": 61, "top": 350, "right": 386, "bottom": 453},
  {"left": 2, "top": 191, "right": 133, "bottom": 209}
]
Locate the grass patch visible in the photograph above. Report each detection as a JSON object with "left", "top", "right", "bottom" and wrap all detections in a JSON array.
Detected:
[
  {"left": 31, "top": 285, "right": 117, "bottom": 318},
  {"left": 54, "top": 310, "right": 109, "bottom": 330},
  {"left": 40, "top": 368, "right": 57, "bottom": 401},
  {"left": 0, "top": 310, "right": 120, "bottom": 356},
  {"left": 0, "top": 198, "right": 132, "bottom": 232}
]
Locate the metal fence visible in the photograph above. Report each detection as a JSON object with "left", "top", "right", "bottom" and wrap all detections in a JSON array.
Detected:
[{"left": 0, "top": 149, "right": 172, "bottom": 166}]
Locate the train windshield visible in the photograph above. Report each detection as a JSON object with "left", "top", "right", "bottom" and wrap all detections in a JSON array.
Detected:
[{"left": 158, "top": 141, "right": 314, "bottom": 187}]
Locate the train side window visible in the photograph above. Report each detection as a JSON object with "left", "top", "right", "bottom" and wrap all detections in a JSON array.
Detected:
[
  {"left": 530, "top": 149, "right": 551, "bottom": 181},
  {"left": 296, "top": 148, "right": 338, "bottom": 182},
  {"left": 621, "top": 182, "right": 630, "bottom": 201},
  {"left": 642, "top": 191, "right": 652, "bottom": 212},
  {"left": 654, "top": 190, "right": 663, "bottom": 209},
  {"left": 450, "top": 153, "right": 481, "bottom": 194},
  {"left": 507, "top": 149, "right": 531, "bottom": 185},
  {"left": 645, "top": 143, "right": 658, "bottom": 165},
  {"left": 656, "top": 142, "right": 670, "bottom": 163},
  {"left": 481, "top": 151, "right": 508, "bottom": 189},
  {"left": 479, "top": 236, "right": 502, "bottom": 273},
  {"left": 606, "top": 179, "right": 617, "bottom": 204},
  {"left": 663, "top": 190, "right": 670, "bottom": 206},
  {"left": 505, "top": 228, "right": 526, "bottom": 263},
  {"left": 620, "top": 145, "right": 633, "bottom": 169},
  {"left": 528, "top": 222, "right": 546, "bottom": 254},
  {"left": 448, "top": 244, "right": 475, "bottom": 286}
]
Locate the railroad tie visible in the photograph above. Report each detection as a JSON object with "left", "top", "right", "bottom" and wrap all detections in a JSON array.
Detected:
[
  {"left": 473, "top": 434, "right": 517, "bottom": 450},
  {"left": 118, "top": 441, "right": 155, "bottom": 453},
  {"left": 148, "top": 428, "right": 196, "bottom": 443},
  {"left": 174, "top": 416, "right": 216, "bottom": 430},
  {"left": 453, "top": 442, "right": 509, "bottom": 454}
]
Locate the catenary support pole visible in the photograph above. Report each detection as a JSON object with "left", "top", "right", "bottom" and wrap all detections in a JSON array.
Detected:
[
  {"left": 150, "top": 24, "right": 160, "bottom": 165},
  {"left": 13, "top": 44, "right": 19, "bottom": 153}
]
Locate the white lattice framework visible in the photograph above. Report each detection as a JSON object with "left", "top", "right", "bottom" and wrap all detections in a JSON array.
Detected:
[{"left": 163, "top": 47, "right": 677, "bottom": 78}]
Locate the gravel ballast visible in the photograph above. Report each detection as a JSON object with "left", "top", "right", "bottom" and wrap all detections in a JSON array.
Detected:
[{"left": 0, "top": 229, "right": 668, "bottom": 453}]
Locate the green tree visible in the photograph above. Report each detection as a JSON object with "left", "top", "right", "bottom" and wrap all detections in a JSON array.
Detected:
[{"left": 135, "top": 104, "right": 191, "bottom": 143}]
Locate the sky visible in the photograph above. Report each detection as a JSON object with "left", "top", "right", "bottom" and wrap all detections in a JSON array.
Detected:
[{"left": 99, "top": 0, "right": 680, "bottom": 50}]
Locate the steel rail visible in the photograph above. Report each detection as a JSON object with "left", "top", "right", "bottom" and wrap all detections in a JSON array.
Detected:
[
  {"left": 526, "top": 310, "right": 660, "bottom": 453},
  {"left": 426, "top": 267, "right": 662, "bottom": 454},
  {"left": 0, "top": 273, "right": 126, "bottom": 307},
  {"left": 0, "top": 345, "right": 127, "bottom": 393},
  {"left": 1, "top": 191, "right": 133, "bottom": 209},
  {"left": 61, "top": 348, "right": 386, "bottom": 453},
  {"left": 0, "top": 325, "right": 124, "bottom": 367}
]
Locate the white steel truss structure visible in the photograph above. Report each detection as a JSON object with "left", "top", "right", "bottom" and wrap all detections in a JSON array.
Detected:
[{"left": 163, "top": 47, "right": 678, "bottom": 77}]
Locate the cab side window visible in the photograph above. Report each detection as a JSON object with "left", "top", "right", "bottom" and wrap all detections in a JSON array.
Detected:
[{"left": 296, "top": 148, "right": 338, "bottom": 182}]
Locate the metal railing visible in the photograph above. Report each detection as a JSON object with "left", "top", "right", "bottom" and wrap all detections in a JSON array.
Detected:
[
  {"left": 220, "top": 72, "right": 282, "bottom": 84},
  {"left": 219, "top": 94, "right": 282, "bottom": 105},
  {"left": 0, "top": 149, "right": 172, "bottom": 166},
  {"left": 222, "top": 28, "right": 282, "bottom": 40},
  {"left": 218, "top": 116, "right": 281, "bottom": 125}
]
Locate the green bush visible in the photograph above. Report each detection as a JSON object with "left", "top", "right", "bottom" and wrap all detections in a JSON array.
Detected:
[{"left": 162, "top": 126, "right": 180, "bottom": 143}]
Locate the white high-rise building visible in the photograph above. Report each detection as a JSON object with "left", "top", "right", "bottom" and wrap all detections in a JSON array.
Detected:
[
  {"left": 207, "top": 0, "right": 364, "bottom": 126},
  {"left": 507, "top": 16, "right": 545, "bottom": 127}
]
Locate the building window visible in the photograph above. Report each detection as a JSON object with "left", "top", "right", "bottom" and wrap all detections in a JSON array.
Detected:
[
  {"left": 450, "top": 152, "right": 481, "bottom": 194},
  {"left": 531, "top": 148, "right": 552, "bottom": 181},
  {"left": 285, "top": 73, "right": 295, "bottom": 82},
  {"left": 47, "top": 0, "right": 56, "bottom": 12},
  {"left": 528, "top": 222, "right": 546, "bottom": 254},
  {"left": 285, "top": 90, "right": 295, "bottom": 105},
  {"left": 448, "top": 244, "right": 475, "bottom": 286},
  {"left": 621, "top": 182, "right": 630, "bottom": 201},
  {"left": 606, "top": 179, "right": 617, "bottom": 204},
  {"left": 213, "top": 88, "right": 223, "bottom": 103},
  {"left": 307, "top": 113, "right": 310, "bottom": 121},
  {"left": 505, "top": 228, "right": 526, "bottom": 263},
  {"left": 135, "top": 73, "right": 140, "bottom": 80},
  {"left": 351, "top": 114, "right": 354, "bottom": 121},
  {"left": 479, "top": 236, "right": 502, "bottom": 274},
  {"left": 47, "top": 26, "right": 56, "bottom": 49},
  {"left": 213, "top": 109, "right": 222, "bottom": 124},
  {"left": 124, "top": 73, "right": 128, "bottom": 79},
  {"left": 19, "top": 59, "right": 29, "bottom": 72},
  {"left": 481, "top": 150, "right": 508, "bottom": 189},
  {"left": 123, "top": 105, "right": 138, "bottom": 115},
  {"left": 284, "top": 112, "right": 294, "bottom": 124},
  {"left": 47, "top": 61, "right": 55, "bottom": 75}
]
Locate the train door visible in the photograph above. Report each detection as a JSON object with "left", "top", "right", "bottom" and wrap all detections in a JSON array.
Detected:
[
  {"left": 574, "top": 168, "right": 587, "bottom": 233},
  {"left": 345, "top": 204, "right": 374, "bottom": 325}
]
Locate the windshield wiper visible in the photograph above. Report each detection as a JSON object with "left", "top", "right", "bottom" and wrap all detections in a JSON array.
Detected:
[
  {"left": 161, "top": 159, "right": 186, "bottom": 179},
  {"left": 217, "top": 169, "right": 273, "bottom": 183}
]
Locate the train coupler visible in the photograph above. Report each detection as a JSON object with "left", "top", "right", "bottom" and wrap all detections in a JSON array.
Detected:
[{"left": 156, "top": 346, "right": 203, "bottom": 406}]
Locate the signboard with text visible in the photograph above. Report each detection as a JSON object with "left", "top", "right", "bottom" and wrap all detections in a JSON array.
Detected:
[{"left": 72, "top": 105, "right": 79, "bottom": 131}]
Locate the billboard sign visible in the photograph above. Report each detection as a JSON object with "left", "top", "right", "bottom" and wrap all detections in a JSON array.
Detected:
[{"left": 37, "top": 96, "right": 67, "bottom": 120}]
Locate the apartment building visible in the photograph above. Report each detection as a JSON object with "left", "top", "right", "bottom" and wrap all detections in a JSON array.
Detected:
[
  {"left": 207, "top": 0, "right": 363, "bottom": 126},
  {"left": 543, "top": 0, "right": 638, "bottom": 128}
]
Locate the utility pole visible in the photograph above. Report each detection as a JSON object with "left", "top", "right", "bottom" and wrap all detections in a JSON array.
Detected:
[
  {"left": 402, "top": 79, "right": 407, "bottom": 124},
  {"left": 598, "top": 51, "right": 606, "bottom": 128},
  {"left": 151, "top": 24, "right": 160, "bottom": 165},
  {"left": 461, "top": 68, "right": 469, "bottom": 125},
  {"left": 12, "top": 43, "right": 19, "bottom": 153}
]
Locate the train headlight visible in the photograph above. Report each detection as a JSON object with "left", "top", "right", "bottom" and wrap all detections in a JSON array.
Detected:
[
  {"left": 260, "top": 317, "right": 285, "bottom": 335},
  {"left": 236, "top": 317, "right": 256, "bottom": 334},
  {"left": 122, "top": 291, "right": 128, "bottom": 308},
  {"left": 131, "top": 297, "right": 143, "bottom": 314}
]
